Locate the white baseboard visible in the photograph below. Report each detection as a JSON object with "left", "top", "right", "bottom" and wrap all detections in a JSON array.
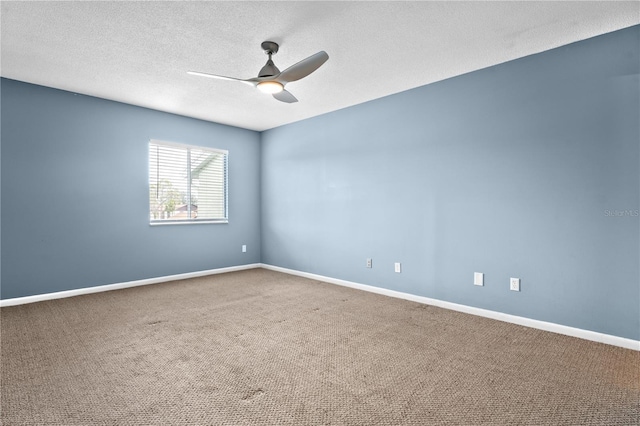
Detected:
[
  {"left": 0, "top": 263, "right": 261, "bottom": 307},
  {"left": 260, "top": 263, "right": 640, "bottom": 351}
]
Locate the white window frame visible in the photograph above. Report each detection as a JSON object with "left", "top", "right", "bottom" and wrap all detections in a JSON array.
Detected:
[{"left": 149, "top": 139, "right": 228, "bottom": 225}]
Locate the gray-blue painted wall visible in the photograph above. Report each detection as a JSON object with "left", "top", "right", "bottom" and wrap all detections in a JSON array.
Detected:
[
  {"left": 1, "top": 79, "right": 261, "bottom": 299},
  {"left": 261, "top": 26, "right": 640, "bottom": 340}
]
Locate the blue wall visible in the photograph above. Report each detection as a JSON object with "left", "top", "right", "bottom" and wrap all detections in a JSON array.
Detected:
[
  {"left": 1, "top": 78, "right": 261, "bottom": 299},
  {"left": 261, "top": 26, "right": 640, "bottom": 340}
]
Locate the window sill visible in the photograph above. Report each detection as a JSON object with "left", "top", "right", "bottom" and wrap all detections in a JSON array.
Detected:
[{"left": 150, "top": 220, "right": 228, "bottom": 226}]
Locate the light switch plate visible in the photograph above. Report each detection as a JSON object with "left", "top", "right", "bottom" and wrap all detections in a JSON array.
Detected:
[{"left": 474, "top": 272, "right": 484, "bottom": 286}]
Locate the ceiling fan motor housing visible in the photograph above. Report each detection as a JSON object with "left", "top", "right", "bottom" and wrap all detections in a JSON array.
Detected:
[
  {"left": 259, "top": 58, "right": 280, "bottom": 78},
  {"left": 259, "top": 41, "right": 281, "bottom": 77}
]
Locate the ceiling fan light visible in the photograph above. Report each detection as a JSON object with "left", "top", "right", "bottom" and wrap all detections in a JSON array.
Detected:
[{"left": 257, "top": 81, "right": 284, "bottom": 94}]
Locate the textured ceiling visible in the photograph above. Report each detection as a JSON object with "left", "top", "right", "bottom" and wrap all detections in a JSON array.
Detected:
[{"left": 2, "top": 1, "right": 638, "bottom": 131}]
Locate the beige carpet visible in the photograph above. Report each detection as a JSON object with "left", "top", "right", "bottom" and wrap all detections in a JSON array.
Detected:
[{"left": 1, "top": 268, "right": 638, "bottom": 425}]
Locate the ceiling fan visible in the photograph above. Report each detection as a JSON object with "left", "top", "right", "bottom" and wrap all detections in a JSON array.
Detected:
[{"left": 188, "top": 41, "right": 329, "bottom": 103}]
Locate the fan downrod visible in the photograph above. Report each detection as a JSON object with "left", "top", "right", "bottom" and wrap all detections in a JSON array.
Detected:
[{"left": 261, "top": 41, "right": 279, "bottom": 55}]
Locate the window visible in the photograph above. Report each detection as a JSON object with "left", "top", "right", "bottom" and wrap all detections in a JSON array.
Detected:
[{"left": 149, "top": 140, "right": 228, "bottom": 224}]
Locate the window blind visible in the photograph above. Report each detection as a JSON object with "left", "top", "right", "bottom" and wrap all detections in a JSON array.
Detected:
[{"left": 149, "top": 140, "right": 228, "bottom": 224}]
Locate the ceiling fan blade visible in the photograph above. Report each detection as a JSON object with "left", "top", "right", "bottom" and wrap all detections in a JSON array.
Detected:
[
  {"left": 276, "top": 51, "right": 329, "bottom": 84},
  {"left": 187, "top": 71, "right": 255, "bottom": 86},
  {"left": 273, "top": 89, "right": 298, "bottom": 103}
]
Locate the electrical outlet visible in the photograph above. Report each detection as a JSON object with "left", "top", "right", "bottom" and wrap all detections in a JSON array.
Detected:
[
  {"left": 242, "top": 245, "right": 247, "bottom": 253},
  {"left": 394, "top": 262, "right": 401, "bottom": 273},
  {"left": 474, "top": 272, "right": 484, "bottom": 286},
  {"left": 510, "top": 277, "right": 520, "bottom": 292},
  {"left": 366, "top": 258, "right": 372, "bottom": 268}
]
